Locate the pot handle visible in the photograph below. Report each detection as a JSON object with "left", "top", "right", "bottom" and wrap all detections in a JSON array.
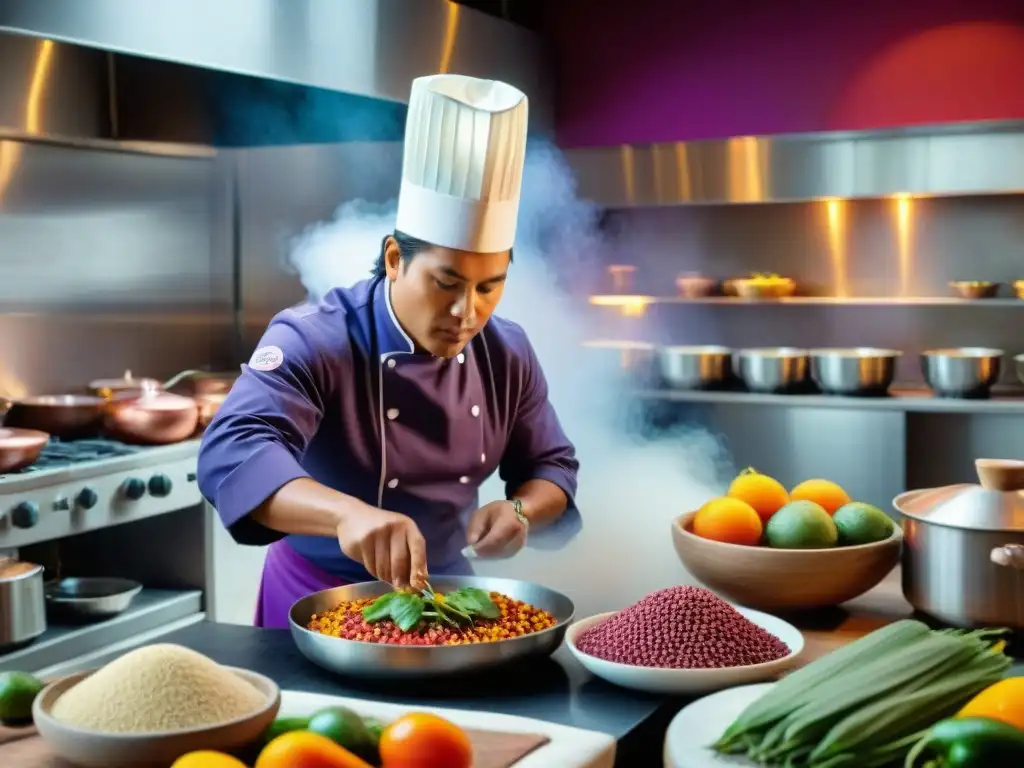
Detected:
[{"left": 990, "top": 544, "right": 1024, "bottom": 570}]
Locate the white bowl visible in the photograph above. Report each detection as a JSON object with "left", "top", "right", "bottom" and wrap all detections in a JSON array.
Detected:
[{"left": 565, "top": 607, "right": 803, "bottom": 695}]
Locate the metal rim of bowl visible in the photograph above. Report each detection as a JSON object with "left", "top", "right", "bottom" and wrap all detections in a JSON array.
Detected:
[
  {"left": 921, "top": 348, "right": 1005, "bottom": 358},
  {"left": 673, "top": 510, "right": 903, "bottom": 553},
  {"left": 288, "top": 576, "right": 576, "bottom": 652},
  {"left": 808, "top": 347, "right": 902, "bottom": 358},
  {"left": 659, "top": 345, "right": 733, "bottom": 355},
  {"left": 734, "top": 347, "right": 809, "bottom": 359}
]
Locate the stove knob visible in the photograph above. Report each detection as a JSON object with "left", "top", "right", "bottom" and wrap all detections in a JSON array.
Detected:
[
  {"left": 122, "top": 477, "right": 146, "bottom": 501},
  {"left": 148, "top": 474, "right": 173, "bottom": 497},
  {"left": 11, "top": 501, "right": 39, "bottom": 529},
  {"left": 76, "top": 487, "right": 99, "bottom": 510}
]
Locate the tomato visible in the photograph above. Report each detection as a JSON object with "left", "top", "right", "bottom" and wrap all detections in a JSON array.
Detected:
[
  {"left": 170, "top": 752, "right": 248, "bottom": 768},
  {"left": 379, "top": 712, "right": 473, "bottom": 768},
  {"left": 254, "top": 731, "right": 375, "bottom": 768}
]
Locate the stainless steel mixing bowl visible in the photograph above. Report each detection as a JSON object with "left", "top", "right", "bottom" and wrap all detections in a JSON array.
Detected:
[
  {"left": 289, "top": 576, "right": 575, "bottom": 680},
  {"left": 810, "top": 348, "right": 901, "bottom": 396},
  {"left": 921, "top": 348, "right": 1003, "bottom": 399},
  {"left": 734, "top": 347, "right": 810, "bottom": 394},
  {"left": 658, "top": 345, "right": 733, "bottom": 390}
]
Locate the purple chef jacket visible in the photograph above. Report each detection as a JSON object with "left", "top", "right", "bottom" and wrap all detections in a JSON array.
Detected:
[{"left": 197, "top": 276, "right": 580, "bottom": 628}]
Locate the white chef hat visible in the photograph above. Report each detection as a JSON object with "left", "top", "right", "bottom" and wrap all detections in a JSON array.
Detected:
[{"left": 395, "top": 74, "right": 529, "bottom": 254}]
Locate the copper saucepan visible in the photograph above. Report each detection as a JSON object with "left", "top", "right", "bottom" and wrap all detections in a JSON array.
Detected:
[
  {"left": 3, "top": 395, "right": 107, "bottom": 439},
  {"left": 88, "top": 369, "right": 237, "bottom": 398},
  {"left": 103, "top": 391, "right": 200, "bottom": 445},
  {"left": 0, "top": 427, "right": 50, "bottom": 473}
]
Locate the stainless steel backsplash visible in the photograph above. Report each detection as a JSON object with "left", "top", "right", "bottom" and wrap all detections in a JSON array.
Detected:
[
  {"left": 0, "top": 140, "right": 234, "bottom": 396},
  {"left": 1, "top": 137, "right": 1021, "bottom": 397}
]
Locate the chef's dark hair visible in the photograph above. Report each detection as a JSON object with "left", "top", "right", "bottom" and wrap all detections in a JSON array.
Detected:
[{"left": 371, "top": 230, "right": 514, "bottom": 277}]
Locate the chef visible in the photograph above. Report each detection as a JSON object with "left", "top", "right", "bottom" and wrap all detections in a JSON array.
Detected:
[{"left": 197, "top": 74, "right": 580, "bottom": 630}]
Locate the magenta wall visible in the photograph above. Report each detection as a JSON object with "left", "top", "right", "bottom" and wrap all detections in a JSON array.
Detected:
[{"left": 547, "top": 0, "right": 1024, "bottom": 147}]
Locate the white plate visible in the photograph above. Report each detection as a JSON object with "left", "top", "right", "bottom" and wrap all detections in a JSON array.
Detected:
[
  {"left": 565, "top": 608, "right": 803, "bottom": 695},
  {"left": 663, "top": 683, "right": 771, "bottom": 767}
]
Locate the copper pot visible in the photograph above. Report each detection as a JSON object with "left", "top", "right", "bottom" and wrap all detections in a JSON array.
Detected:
[
  {"left": 3, "top": 395, "right": 106, "bottom": 439},
  {"left": 0, "top": 427, "right": 49, "bottom": 473},
  {"left": 195, "top": 393, "right": 227, "bottom": 429},
  {"left": 88, "top": 369, "right": 236, "bottom": 399},
  {"left": 103, "top": 391, "right": 200, "bottom": 445}
]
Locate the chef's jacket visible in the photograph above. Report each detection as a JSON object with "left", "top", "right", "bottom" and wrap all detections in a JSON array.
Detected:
[{"left": 197, "top": 276, "right": 580, "bottom": 582}]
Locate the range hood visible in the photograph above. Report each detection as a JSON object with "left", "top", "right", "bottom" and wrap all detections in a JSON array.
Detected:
[
  {"left": 0, "top": 0, "right": 552, "bottom": 147},
  {"left": 563, "top": 120, "right": 1024, "bottom": 205}
]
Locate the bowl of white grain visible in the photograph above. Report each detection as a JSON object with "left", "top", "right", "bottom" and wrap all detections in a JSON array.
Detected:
[{"left": 33, "top": 644, "right": 280, "bottom": 767}]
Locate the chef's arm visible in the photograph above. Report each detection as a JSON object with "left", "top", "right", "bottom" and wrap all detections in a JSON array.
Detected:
[
  {"left": 510, "top": 478, "right": 568, "bottom": 528},
  {"left": 249, "top": 478, "right": 369, "bottom": 537},
  {"left": 198, "top": 314, "right": 358, "bottom": 545}
]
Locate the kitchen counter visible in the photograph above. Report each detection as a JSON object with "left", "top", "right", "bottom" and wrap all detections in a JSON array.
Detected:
[{"left": 57, "top": 569, "right": 1022, "bottom": 766}]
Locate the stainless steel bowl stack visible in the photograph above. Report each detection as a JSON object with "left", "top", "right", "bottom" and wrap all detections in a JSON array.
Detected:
[
  {"left": 289, "top": 576, "right": 575, "bottom": 680},
  {"left": 921, "top": 348, "right": 1003, "bottom": 398},
  {"left": 734, "top": 348, "right": 810, "bottom": 394},
  {"left": 810, "top": 348, "right": 901, "bottom": 396},
  {"left": 658, "top": 346, "right": 733, "bottom": 390}
]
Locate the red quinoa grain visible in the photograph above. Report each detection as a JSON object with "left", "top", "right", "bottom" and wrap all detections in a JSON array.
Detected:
[{"left": 576, "top": 586, "right": 789, "bottom": 669}]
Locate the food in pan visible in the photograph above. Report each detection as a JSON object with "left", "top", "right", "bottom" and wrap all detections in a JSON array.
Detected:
[
  {"left": 50, "top": 644, "right": 267, "bottom": 733},
  {"left": 713, "top": 619, "right": 1012, "bottom": 767},
  {"left": 177, "top": 707, "right": 474, "bottom": 768},
  {"left": 307, "top": 586, "right": 556, "bottom": 646},
  {"left": 575, "top": 586, "right": 790, "bottom": 669},
  {"left": 691, "top": 469, "right": 893, "bottom": 548}
]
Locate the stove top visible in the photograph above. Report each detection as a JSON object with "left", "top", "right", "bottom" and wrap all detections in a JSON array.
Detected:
[{"left": 3, "top": 439, "right": 142, "bottom": 477}]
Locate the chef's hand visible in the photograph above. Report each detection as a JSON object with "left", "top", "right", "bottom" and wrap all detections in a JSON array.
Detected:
[
  {"left": 466, "top": 501, "right": 527, "bottom": 559},
  {"left": 336, "top": 505, "right": 428, "bottom": 591}
]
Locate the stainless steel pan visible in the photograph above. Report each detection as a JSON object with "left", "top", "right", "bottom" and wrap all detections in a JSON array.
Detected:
[{"left": 289, "top": 576, "right": 575, "bottom": 680}]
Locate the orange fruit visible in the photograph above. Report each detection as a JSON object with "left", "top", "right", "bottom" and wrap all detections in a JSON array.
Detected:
[
  {"left": 255, "top": 732, "right": 374, "bottom": 768},
  {"left": 172, "top": 754, "right": 248, "bottom": 768},
  {"left": 379, "top": 712, "right": 473, "bottom": 768},
  {"left": 727, "top": 467, "right": 790, "bottom": 522},
  {"left": 692, "top": 497, "right": 763, "bottom": 546},
  {"left": 790, "top": 479, "right": 851, "bottom": 515}
]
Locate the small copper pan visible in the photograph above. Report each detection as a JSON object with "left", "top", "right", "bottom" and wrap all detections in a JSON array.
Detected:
[
  {"left": 0, "top": 427, "right": 50, "bottom": 473},
  {"left": 103, "top": 391, "right": 200, "bottom": 445},
  {"left": 88, "top": 369, "right": 237, "bottom": 399},
  {"left": 3, "top": 395, "right": 106, "bottom": 439}
]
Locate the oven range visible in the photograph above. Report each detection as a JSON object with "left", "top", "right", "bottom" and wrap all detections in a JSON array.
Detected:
[{"left": 0, "top": 437, "right": 206, "bottom": 677}]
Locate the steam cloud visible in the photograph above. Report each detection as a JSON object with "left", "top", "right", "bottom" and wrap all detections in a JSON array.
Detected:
[{"left": 288, "top": 141, "right": 735, "bottom": 614}]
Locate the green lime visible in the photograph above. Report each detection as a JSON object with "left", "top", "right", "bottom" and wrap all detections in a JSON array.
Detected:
[
  {"left": 0, "top": 671, "right": 44, "bottom": 725},
  {"left": 264, "top": 715, "right": 311, "bottom": 743},
  {"left": 833, "top": 502, "right": 895, "bottom": 546},
  {"left": 308, "top": 706, "right": 376, "bottom": 760},
  {"left": 765, "top": 500, "right": 838, "bottom": 549}
]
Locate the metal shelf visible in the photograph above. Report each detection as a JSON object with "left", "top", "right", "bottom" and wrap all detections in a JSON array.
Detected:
[
  {"left": 0, "top": 588, "right": 203, "bottom": 673},
  {"left": 636, "top": 387, "right": 1024, "bottom": 414},
  {"left": 590, "top": 295, "right": 1024, "bottom": 307}
]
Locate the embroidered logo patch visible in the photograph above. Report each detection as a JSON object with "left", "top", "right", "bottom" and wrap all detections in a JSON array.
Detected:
[{"left": 249, "top": 345, "right": 284, "bottom": 372}]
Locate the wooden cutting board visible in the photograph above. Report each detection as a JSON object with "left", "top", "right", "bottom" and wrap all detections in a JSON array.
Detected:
[{"left": 0, "top": 721, "right": 550, "bottom": 768}]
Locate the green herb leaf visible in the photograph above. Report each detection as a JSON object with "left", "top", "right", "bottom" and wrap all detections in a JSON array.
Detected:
[
  {"left": 362, "top": 592, "right": 399, "bottom": 622},
  {"left": 391, "top": 594, "right": 426, "bottom": 632},
  {"left": 446, "top": 588, "right": 500, "bottom": 619}
]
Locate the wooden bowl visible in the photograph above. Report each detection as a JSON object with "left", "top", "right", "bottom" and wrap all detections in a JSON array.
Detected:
[
  {"left": 950, "top": 281, "right": 1000, "bottom": 299},
  {"left": 671, "top": 511, "right": 902, "bottom": 611},
  {"left": 33, "top": 667, "right": 280, "bottom": 767}
]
